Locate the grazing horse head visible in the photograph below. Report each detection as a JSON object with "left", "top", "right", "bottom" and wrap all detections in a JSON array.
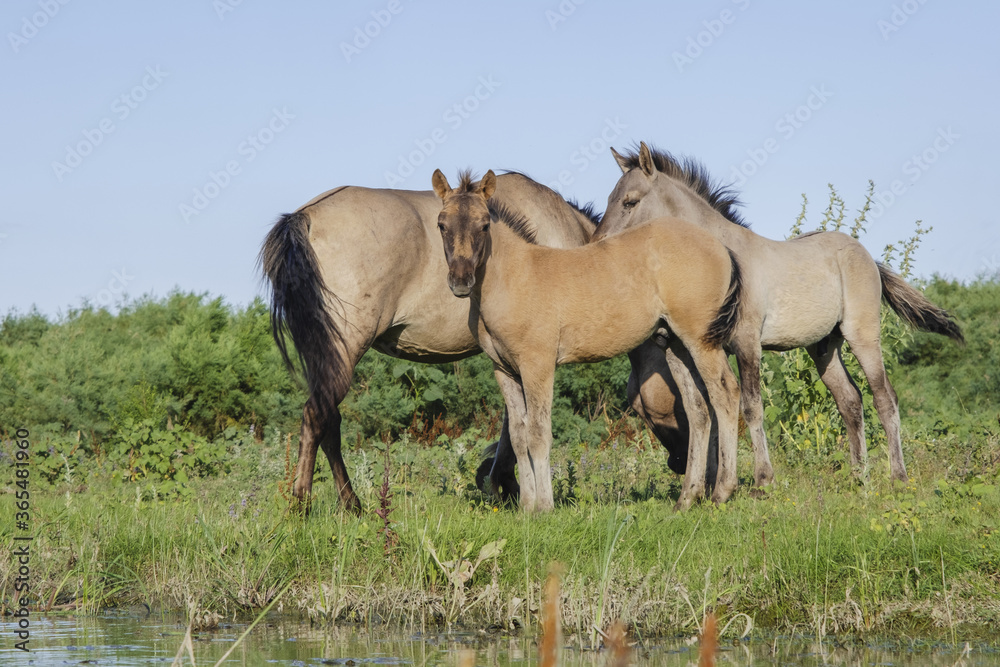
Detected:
[
  {"left": 432, "top": 168, "right": 496, "bottom": 297},
  {"left": 596, "top": 141, "right": 745, "bottom": 242}
]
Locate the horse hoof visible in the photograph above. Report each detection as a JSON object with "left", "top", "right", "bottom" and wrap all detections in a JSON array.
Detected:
[
  {"left": 754, "top": 467, "right": 775, "bottom": 487},
  {"left": 499, "top": 480, "right": 520, "bottom": 506},
  {"left": 476, "top": 457, "right": 496, "bottom": 494},
  {"left": 711, "top": 484, "right": 737, "bottom": 505},
  {"left": 673, "top": 497, "right": 694, "bottom": 512},
  {"left": 290, "top": 495, "right": 312, "bottom": 517}
]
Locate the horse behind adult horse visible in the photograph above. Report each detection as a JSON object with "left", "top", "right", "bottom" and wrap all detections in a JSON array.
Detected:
[
  {"left": 597, "top": 142, "right": 964, "bottom": 485},
  {"left": 432, "top": 168, "right": 743, "bottom": 511}
]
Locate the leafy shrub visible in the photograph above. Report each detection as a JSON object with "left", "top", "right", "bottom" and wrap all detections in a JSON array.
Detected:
[{"left": 109, "top": 418, "right": 232, "bottom": 498}]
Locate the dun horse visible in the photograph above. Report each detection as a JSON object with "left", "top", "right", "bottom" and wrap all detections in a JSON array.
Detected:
[
  {"left": 596, "top": 142, "right": 964, "bottom": 485},
  {"left": 432, "top": 168, "right": 743, "bottom": 511}
]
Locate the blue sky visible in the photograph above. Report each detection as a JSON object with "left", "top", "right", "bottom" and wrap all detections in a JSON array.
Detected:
[{"left": 3, "top": 1, "right": 998, "bottom": 316}]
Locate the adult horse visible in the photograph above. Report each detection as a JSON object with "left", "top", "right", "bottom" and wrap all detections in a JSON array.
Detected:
[
  {"left": 432, "top": 169, "right": 743, "bottom": 511},
  {"left": 595, "top": 142, "right": 964, "bottom": 486},
  {"left": 260, "top": 172, "right": 599, "bottom": 512}
]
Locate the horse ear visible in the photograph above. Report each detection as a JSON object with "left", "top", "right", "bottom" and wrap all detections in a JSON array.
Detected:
[
  {"left": 432, "top": 169, "right": 452, "bottom": 200},
  {"left": 638, "top": 141, "right": 656, "bottom": 177},
  {"left": 480, "top": 170, "right": 497, "bottom": 200},
  {"left": 610, "top": 147, "right": 630, "bottom": 174}
]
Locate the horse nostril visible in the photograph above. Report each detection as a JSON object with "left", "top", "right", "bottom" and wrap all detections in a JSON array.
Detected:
[{"left": 448, "top": 272, "right": 473, "bottom": 297}]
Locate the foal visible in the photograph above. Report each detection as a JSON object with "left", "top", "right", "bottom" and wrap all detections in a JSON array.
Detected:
[{"left": 432, "top": 169, "right": 743, "bottom": 511}]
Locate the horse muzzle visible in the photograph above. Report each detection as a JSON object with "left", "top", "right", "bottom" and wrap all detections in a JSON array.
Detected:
[
  {"left": 448, "top": 278, "right": 474, "bottom": 298},
  {"left": 447, "top": 260, "right": 477, "bottom": 297}
]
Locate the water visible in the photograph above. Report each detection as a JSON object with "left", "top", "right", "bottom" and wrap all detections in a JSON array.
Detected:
[{"left": 2, "top": 614, "right": 998, "bottom": 666}]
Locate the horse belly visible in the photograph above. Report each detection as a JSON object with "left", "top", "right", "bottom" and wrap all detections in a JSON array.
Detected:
[
  {"left": 760, "top": 284, "right": 842, "bottom": 350},
  {"left": 555, "top": 306, "right": 657, "bottom": 364},
  {"left": 381, "top": 307, "right": 480, "bottom": 359}
]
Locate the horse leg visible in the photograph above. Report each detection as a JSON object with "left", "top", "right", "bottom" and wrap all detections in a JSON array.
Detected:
[
  {"left": 842, "top": 332, "right": 907, "bottom": 482},
  {"left": 628, "top": 341, "right": 691, "bottom": 475},
  {"left": 521, "top": 368, "right": 557, "bottom": 512},
  {"left": 806, "top": 335, "right": 867, "bottom": 477},
  {"left": 731, "top": 338, "right": 775, "bottom": 487},
  {"left": 664, "top": 343, "right": 712, "bottom": 510},
  {"left": 296, "top": 400, "right": 361, "bottom": 512},
  {"left": 689, "top": 344, "right": 741, "bottom": 505},
  {"left": 293, "top": 400, "right": 323, "bottom": 513},
  {"left": 295, "top": 395, "right": 362, "bottom": 515},
  {"left": 493, "top": 366, "right": 539, "bottom": 512},
  {"left": 316, "top": 406, "right": 364, "bottom": 514},
  {"left": 475, "top": 412, "right": 520, "bottom": 504},
  {"left": 293, "top": 324, "right": 372, "bottom": 514}
]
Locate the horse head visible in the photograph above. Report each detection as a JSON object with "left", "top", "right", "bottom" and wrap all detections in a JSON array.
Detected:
[
  {"left": 599, "top": 141, "right": 748, "bottom": 242},
  {"left": 432, "top": 168, "right": 496, "bottom": 297},
  {"left": 594, "top": 141, "right": 668, "bottom": 242}
]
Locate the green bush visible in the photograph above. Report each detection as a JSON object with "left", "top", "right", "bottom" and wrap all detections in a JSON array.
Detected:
[{"left": 2, "top": 186, "right": 997, "bottom": 497}]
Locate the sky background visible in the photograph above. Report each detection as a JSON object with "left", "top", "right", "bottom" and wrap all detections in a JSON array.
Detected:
[{"left": 3, "top": 0, "right": 998, "bottom": 317}]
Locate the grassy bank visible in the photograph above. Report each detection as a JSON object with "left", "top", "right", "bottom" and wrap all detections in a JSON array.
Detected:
[{"left": 4, "top": 419, "right": 998, "bottom": 642}]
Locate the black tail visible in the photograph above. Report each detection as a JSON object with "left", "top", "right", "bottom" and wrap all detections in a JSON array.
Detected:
[
  {"left": 877, "top": 263, "right": 964, "bottom": 344},
  {"left": 704, "top": 250, "right": 743, "bottom": 347},
  {"left": 259, "top": 211, "right": 351, "bottom": 424}
]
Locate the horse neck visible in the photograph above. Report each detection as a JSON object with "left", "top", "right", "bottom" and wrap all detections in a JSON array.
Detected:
[
  {"left": 658, "top": 177, "right": 747, "bottom": 245},
  {"left": 476, "top": 222, "right": 526, "bottom": 299}
]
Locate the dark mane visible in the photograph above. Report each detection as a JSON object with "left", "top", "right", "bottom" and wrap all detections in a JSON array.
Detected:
[
  {"left": 453, "top": 169, "right": 535, "bottom": 242},
  {"left": 488, "top": 200, "right": 536, "bottom": 244},
  {"left": 566, "top": 199, "right": 603, "bottom": 227},
  {"left": 619, "top": 144, "right": 749, "bottom": 229},
  {"left": 455, "top": 168, "right": 479, "bottom": 193}
]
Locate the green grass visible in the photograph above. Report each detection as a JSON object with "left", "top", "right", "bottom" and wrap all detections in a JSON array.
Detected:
[{"left": 5, "top": 422, "right": 998, "bottom": 641}]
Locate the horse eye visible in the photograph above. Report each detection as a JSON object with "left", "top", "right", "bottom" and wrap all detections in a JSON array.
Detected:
[
  {"left": 437, "top": 223, "right": 445, "bottom": 232},
  {"left": 481, "top": 222, "right": 490, "bottom": 232},
  {"left": 623, "top": 198, "right": 638, "bottom": 210}
]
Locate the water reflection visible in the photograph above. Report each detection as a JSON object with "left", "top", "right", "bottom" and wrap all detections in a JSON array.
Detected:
[{"left": 1, "top": 615, "right": 996, "bottom": 666}]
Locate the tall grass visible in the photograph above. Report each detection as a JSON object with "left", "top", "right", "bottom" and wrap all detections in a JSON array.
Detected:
[{"left": 5, "top": 422, "right": 997, "bottom": 639}]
